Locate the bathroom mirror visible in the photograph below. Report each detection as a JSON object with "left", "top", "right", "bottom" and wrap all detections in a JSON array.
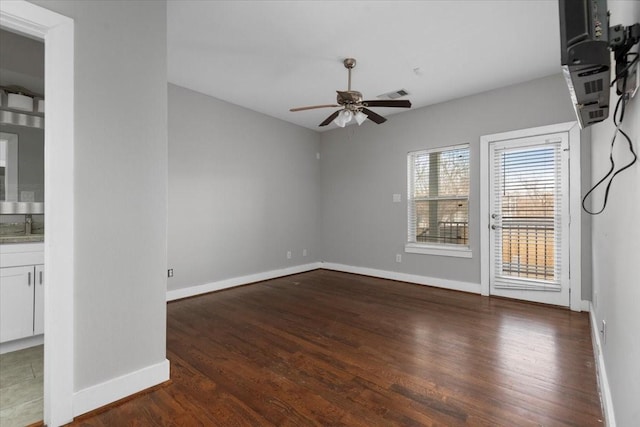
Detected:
[
  {"left": 0, "top": 131, "right": 18, "bottom": 201},
  {"left": 0, "top": 127, "right": 44, "bottom": 204}
]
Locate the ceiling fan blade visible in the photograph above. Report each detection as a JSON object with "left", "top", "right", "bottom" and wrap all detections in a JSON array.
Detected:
[
  {"left": 319, "top": 110, "right": 340, "bottom": 127},
  {"left": 362, "top": 100, "right": 412, "bottom": 108},
  {"left": 361, "top": 108, "right": 387, "bottom": 124},
  {"left": 290, "top": 104, "right": 339, "bottom": 112}
]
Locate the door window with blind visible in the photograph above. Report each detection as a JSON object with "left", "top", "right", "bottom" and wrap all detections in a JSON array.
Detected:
[
  {"left": 493, "top": 145, "right": 561, "bottom": 285},
  {"left": 406, "top": 144, "right": 471, "bottom": 257},
  {"left": 488, "top": 133, "right": 570, "bottom": 307}
]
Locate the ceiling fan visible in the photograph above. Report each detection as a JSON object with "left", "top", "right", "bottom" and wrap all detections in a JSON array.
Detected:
[{"left": 290, "top": 58, "right": 412, "bottom": 127}]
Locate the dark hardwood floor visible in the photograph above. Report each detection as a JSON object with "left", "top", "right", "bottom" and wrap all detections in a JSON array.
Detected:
[{"left": 70, "top": 270, "right": 602, "bottom": 426}]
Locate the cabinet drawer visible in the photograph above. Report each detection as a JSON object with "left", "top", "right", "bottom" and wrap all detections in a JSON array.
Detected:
[{"left": 0, "top": 243, "right": 44, "bottom": 267}]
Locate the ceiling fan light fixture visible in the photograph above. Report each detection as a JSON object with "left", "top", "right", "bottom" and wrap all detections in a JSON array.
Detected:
[
  {"left": 334, "top": 109, "right": 352, "bottom": 127},
  {"left": 354, "top": 110, "right": 367, "bottom": 125}
]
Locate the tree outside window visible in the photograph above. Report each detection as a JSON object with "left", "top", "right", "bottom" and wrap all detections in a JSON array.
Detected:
[{"left": 408, "top": 145, "right": 470, "bottom": 247}]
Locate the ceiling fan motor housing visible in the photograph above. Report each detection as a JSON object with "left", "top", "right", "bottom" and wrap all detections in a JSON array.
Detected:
[{"left": 337, "top": 90, "right": 363, "bottom": 107}]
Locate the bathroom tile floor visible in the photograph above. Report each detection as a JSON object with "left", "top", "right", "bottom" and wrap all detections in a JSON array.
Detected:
[{"left": 0, "top": 345, "right": 43, "bottom": 427}]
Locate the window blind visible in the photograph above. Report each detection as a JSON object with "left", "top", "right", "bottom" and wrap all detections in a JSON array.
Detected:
[
  {"left": 407, "top": 145, "right": 470, "bottom": 246},
  {"left": 492, "top": 142, "right": 563, "bottom": 291}
]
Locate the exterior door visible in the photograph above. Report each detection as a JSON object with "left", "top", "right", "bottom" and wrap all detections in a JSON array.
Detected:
[{"left": 489, "top": 132, "right": 570, "bottom": 307}]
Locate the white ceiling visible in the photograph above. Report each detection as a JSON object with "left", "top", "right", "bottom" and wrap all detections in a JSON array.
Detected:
[{"left": 168, "top": 1, "right": 561, "bottom": 131}]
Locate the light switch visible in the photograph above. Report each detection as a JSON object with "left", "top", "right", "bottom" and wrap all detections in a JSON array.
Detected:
[{"left": 393, "top": 194, "right": 401, "bottom": 203}]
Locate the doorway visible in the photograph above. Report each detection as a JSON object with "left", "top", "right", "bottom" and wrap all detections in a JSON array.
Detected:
[
  {"left": 480, "top": 122, "right": 583, "bottom": 310},
  {"left": 1, "top": 1, "right": 75, "bottom": 426}
]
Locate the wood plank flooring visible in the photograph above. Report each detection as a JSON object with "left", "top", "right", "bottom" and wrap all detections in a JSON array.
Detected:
[{"left": 70, "top": 270, "right": 602, "bottom": 426}]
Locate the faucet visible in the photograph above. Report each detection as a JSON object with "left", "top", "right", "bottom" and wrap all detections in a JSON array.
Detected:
[{"left": 25, "top": 214, "right": 32, "bottom": 235}]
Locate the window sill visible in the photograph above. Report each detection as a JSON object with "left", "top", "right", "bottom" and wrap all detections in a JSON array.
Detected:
[{"left": 405, "top": 243, "right": 472, "bottom": 258}]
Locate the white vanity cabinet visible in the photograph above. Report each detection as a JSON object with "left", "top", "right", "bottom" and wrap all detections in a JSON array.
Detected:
[
  {"left": 0, "top": 265, "right": 37, "bottom": 342},
  {"left": 34, "top": 264, "right": 44, "bottom": 335},
  {"left": 0, "top": 243, "right": 44, "bottom": 344}
]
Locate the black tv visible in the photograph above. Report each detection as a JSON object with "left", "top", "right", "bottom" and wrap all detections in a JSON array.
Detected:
[{"left": 559, "top": 0, "right": 611, "bottom": 128}]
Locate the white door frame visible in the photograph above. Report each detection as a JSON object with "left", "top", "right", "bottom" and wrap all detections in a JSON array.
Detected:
[
  {"left": 0, "top": 1, "right": 75, "bottom": 425},
  {"left": 480, "top": 122, "right": 583, "bottom": 311}
]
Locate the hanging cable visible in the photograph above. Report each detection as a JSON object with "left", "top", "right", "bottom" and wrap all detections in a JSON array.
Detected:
[
  {"left": 582, "top": 72, "right": 638, "bottom": 215},
  {"left": 610, "top": 53, "right": 638, "bottom": 87}
]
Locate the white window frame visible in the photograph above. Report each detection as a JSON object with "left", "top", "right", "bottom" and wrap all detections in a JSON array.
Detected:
[{"left": 405, "top": 143, "right": 472, "bottom": 258}]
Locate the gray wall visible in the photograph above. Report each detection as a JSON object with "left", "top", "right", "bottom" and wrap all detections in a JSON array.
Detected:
[
  {"left": 320, "top": 74, "right": 592, "bottom": 297},
  {"left": 590, "top": 2, "right": 640, "bottom": 425},
  {"left": 168, "top": 84, "right": 320, "bottom": 291},
  {"left": 0, "top": 124, "right": 44, "bottom": 201},
  {"left": 30, "top": 0, "right": 168, "bottom": 392},
  {"left": 0, "top": 28, "right": 44, "bottom": 93}
]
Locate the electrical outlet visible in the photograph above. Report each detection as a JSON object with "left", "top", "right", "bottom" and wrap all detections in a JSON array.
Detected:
[
  {"left": 287, "top": 251, "right": 292, "bottom": 259},
  {"left": 396, "top": 254, "right": 402, "bottom": 263},
  {"left": 303, "top": 249, "right": 308, "bottom": 257},
  {"left": 167, "top": 269, "right": 174, "bottom": 278},
  {"left": 601, "top": 320, "right": 607, "bottom": 344}
]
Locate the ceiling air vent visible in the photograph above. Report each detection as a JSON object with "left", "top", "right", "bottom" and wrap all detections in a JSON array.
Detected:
[{"left": 377, "top": 89, "right": 409, "bottom": 100}]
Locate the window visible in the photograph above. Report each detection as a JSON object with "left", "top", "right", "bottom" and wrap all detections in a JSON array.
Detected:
[{"left": 406, "top": 144, "right": 471, "bottom": 257}]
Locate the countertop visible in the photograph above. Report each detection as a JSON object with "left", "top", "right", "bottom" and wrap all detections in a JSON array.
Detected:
[{"left": 0, "top": 235, "right": 44, "bottom": 244}]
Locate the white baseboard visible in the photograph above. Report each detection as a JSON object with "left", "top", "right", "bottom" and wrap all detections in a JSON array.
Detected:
[
  {"left": 589, "top": 303, "right": 616, "bottom": 427},
  {"left": 320, "top": 262, "right": 481, "bottom": 294},
  {"left": 166, "top": 262, "right": 323, "bottom": 301},
  {"left": 73, "top": 358, "right": 170, "bottom": 417},
  {"left": 0, "top": 334, "right": 43, "bottom": 355}
]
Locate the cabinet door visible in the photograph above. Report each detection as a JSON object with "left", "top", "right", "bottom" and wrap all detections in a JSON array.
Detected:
[
  {"left": 0, "top": 266, "right": 35, "bottom": 343},
  {"left": 34, "top": 265, "right": 44, "bottom": 336}
]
